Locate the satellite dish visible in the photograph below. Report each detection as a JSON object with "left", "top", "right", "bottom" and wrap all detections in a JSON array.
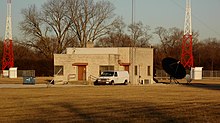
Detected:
[{"left": 162, "top": 57, "right": 186, "bottom": 83}]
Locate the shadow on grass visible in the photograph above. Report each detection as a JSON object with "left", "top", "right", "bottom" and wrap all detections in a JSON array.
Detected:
[
  {"left": 17, "top": 100, "right": 190, "bottom": 122},
  {"left": 184, "top": 83, "right": 220, "bottom": 91},
  {"left": 156, "top": 78, "right": 220, "bottom": 91},
  {"left": 58, "top": 100, "right": 192, "bottom": 122}
]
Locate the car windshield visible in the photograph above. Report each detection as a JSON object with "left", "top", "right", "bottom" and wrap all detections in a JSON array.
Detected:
[{"left": 100, "top": 72, "right": 114, "bottom": 77}]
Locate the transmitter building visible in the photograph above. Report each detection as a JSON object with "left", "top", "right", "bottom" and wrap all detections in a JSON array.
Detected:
[{"left": 54, "top": 47, "right": 154, "bottom": 85}]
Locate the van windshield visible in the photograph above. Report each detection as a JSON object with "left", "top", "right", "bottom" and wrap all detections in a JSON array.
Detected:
[{"left": 100, "top": 72, "right": 114, "bottom": 76}]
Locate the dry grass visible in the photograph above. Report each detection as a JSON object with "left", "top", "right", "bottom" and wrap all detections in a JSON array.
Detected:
[{"left": 0, "top": 79, "right": 220, "bottom": 122}]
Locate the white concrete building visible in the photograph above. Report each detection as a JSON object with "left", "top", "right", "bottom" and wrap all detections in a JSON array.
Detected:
[{"left": 54, "top": 47, "right": 154, "bottom": 85}]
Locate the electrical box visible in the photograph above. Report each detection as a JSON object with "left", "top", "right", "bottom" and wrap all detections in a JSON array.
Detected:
[
  {"left": 9, "top": 67, "right": 17, "bottom": 78},
  {"left": 23, "top": 76, "right": 35, "bottom": 85},
  {"left": 191, "top": 67, "right": 203, "bottom": 80}
]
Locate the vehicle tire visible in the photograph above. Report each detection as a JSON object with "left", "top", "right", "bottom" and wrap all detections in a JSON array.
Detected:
[
  {"left": 94, "top": 80, "right": 98, "bottom": 85},
  {"left": 111, "top": 81, "right": 114, "bottom": 85},
  {"left": 124, "top": 80, "right": 128, "bottom": 85}
]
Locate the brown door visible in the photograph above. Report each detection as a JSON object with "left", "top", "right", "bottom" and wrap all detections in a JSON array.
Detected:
[
  {"left": 124, "top": 65, "right": 129, "bottom": 72},
  {"left": 78, "top": 65, "right": 86, "bottom": 81}
]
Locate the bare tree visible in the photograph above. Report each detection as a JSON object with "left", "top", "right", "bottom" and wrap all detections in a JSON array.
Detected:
[
  {"left": 41, "top": 0, "right": 78, "bottom": 53},
  {"left": 111, "top": 16, "right": 126, "bottom": 34},
  {"left": 67, "top": 0, "right": 115, "bottom": 47},
  {"left": 154, "top": 26, "right": 199, "bottom": 57},
  {"left": 95, "top": 16, "right": 133, "bottom": 47},
  {"left": 95, "top": 33, "right": 132, "bottom": 47},
  {"left": 154, "top": 27, "right": 183, "bottom": 57},
  {"left": 128, "top": 21, "right": 152, "bottom": 47},
  {"left": 199, "top": 38, "right": 220, "bottom": 70},
  {"left": 109, "top": 17, "right": 133, "bottom": 47},
  {"left": 20, "top": 0, "right": 79, "bottom": 58},
  {"left": 20, "top": 0, "right": 116, "bottom": 55}
]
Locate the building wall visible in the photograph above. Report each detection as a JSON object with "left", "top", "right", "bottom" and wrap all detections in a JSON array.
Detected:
[
  {"left": 54, "top": 47, "right": 154, "bottom": 84},
  {"left": 132, "top": 48, "right": 154, "bottom": 84},
  {"left": 66, "top": 48, "right": 119, "bottom": 55}
]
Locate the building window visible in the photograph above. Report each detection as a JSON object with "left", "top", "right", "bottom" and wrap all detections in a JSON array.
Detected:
[
  {"left": 148, "top": 66, "right": 151, "bottom": 76},
  {"left": 135, "top": 66, "right": 138, "bottom": 75},
  {"left": 99, "top": 66, "right": 114, "bottom": 75},
  {"left": 54, "top": 66, "right": 64, "bottom": 75}
]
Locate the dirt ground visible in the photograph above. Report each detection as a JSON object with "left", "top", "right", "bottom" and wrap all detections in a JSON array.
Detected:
[{"left": 0, "top": 78, "right": 220, "bottom": 122}]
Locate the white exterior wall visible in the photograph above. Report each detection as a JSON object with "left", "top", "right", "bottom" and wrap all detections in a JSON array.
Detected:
[
  {"left": 54, "top": 47, "right": 154, "bottom": 84},
  {"left": 66, "top": 48, "right": 118, "bottom": 55},
  {"left": 130, "top": 48, "right": 154, "bottom": 84},
  {"left": 191, "top": 67, "right": 203, "bottom": 80}
]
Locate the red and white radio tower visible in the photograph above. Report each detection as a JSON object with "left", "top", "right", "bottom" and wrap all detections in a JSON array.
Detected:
[
  {"left": 2, "top": 0, "right": 14, "bottom": 70},
  {"left": 181, "top": 0, "right": 194, "bottom": 69}
]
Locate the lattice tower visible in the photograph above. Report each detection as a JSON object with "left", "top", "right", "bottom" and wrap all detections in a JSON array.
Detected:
[
  {"left": 181, "top": 0, "right": 194, "bottom": 69},
  {"left": 2, "top": 0, "right": 14, "bottom": 70}
]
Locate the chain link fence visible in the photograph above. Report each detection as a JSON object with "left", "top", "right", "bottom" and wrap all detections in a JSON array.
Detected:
[
  {"left": 155, "top": 70, "right": 220, "bottom": 80},
  {"left": 203, "top": 70, "right": 220, "bottom": 79},
  {"left": 17, "top": 70, "right": 35, "bottom": 77},
  {"left": 1, "top": 70, "right": 35, "bottom": 77},
  {"left": 155, "top": 70, "right": 170, "bottom": 80}
]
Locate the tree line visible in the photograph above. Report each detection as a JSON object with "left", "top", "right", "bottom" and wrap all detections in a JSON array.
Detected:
[
  {"left": 153, "top": 27, "right": 220, "bottom": 70},
  {"left": 0, "top": 0, "right": 219, "bottom": 76}
]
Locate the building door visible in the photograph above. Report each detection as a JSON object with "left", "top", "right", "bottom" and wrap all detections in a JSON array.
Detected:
[
  {"left": 78, "top": 65, "right": 86, "bottom": 81},
  {"left": 124, "top": 65, "right": 129, "bottom": 72}
]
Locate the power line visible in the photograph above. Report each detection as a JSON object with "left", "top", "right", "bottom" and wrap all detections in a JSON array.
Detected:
[{"left": 170, "top": 0, "right": 220, "bottom": 38}]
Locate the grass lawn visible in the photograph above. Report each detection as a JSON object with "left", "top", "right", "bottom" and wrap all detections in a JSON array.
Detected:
[{"left": 0, "top": 79, "right": 220, "bottom": 122}]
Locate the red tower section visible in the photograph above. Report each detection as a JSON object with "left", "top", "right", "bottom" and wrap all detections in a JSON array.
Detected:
[
  {"left": 181, "top": 34, "right": 194, "bottom": 69},
  {"left": 2, "top": 0, "right": 14, "bottom": 70},
  {"left": 2, "top": 39, "right": 14, "bottom": 70},
  {"left": 181, "top": 0, "right": 194, "bottom": 69}
]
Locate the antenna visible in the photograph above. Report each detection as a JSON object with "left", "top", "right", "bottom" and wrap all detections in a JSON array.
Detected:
[
  {"left": 2, "top": 0, "right": 14, "bottom": 70},
  {"left": 162, "top": 57, "right": 186, "bottom": 84},
  {"left": 181, "top": 0, "right": 194, "bottom": 69},
  {"left": 184, "top": 0, "right": 192, "bottom": 35}
]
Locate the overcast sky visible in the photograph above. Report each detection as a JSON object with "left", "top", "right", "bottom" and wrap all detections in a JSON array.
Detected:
[{"left": 0, "top": 0, "right": 220, "bottom": 44}]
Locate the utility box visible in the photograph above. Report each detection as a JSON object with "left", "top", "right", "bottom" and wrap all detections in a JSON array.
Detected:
[
  {"left": 2, "top": 70, "right": 9, "bottom": 77},
  {"left": 23, "top": 76, "right": 35, "bottom": 85},
  {"left": 140, "top": 79, "right": 151, "bottom": 84},
  {"left": 191, "top": 67, "right": 203, "bottom": 80},
  {"left": 9, "top": 67, "right": 17, "bottom": 78}
]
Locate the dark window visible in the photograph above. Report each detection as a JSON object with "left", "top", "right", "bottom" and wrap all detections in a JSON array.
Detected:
[
  {"left": 135, "top": 66, "right": 138, "bottom": 75},
  {"left": 100, "top": 72, "right": 114, "bottom": 76},
  {"left": 54, "top": 66, "right": 64, "bottom": 75},
  {"left": 148, "top": 66, "right": 151, "bottom": 76},
  {"left": 99, "top": 66, "right": 114, "bottom": 75}
]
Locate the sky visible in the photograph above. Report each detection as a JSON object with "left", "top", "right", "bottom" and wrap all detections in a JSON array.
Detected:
[{"left": 0, "top": 0, "right": 220, "bottom": 44}]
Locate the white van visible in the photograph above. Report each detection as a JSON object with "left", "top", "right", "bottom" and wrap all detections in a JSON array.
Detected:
[{"left": 94, "top": 71, "right": 129, "bottom": 85}]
